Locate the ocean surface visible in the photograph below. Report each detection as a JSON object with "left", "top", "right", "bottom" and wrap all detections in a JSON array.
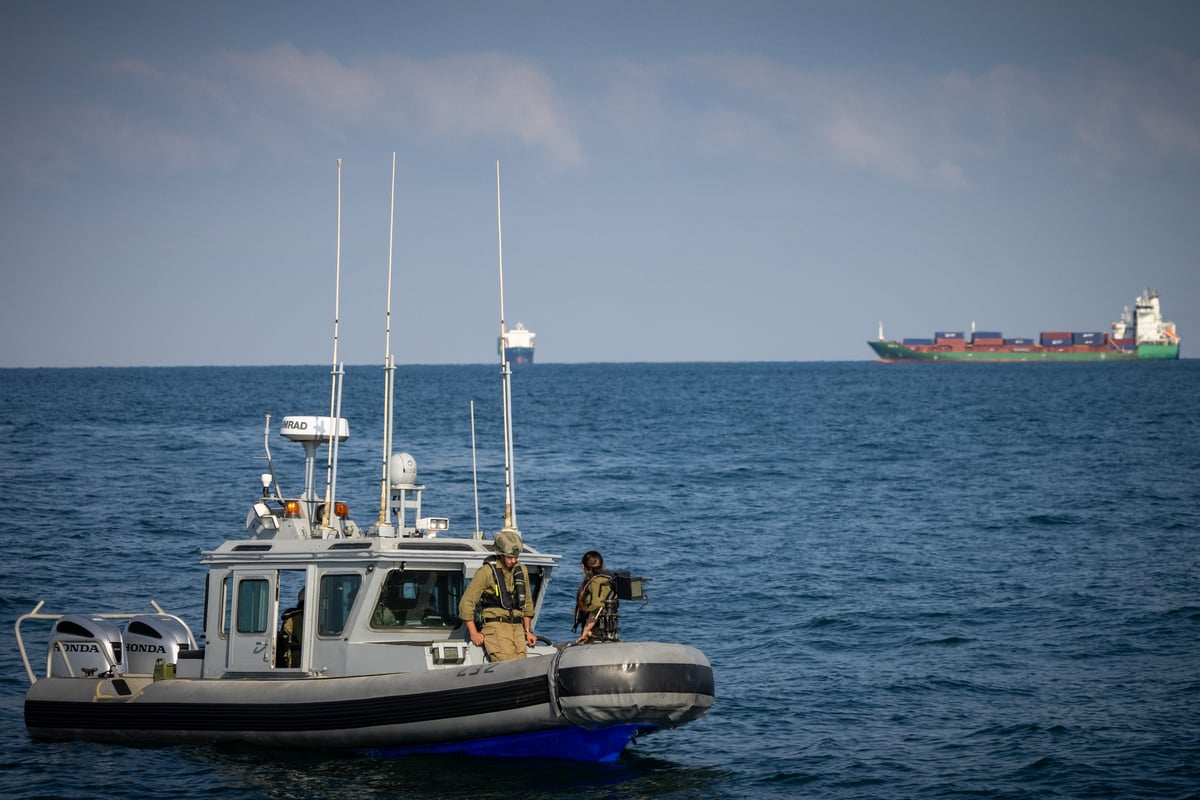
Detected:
[{"left": 1, "top": 361, "right": 1197, "bottom": 800}]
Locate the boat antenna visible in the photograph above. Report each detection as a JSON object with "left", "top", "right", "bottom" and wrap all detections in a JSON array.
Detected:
[
  {"left": 470, "top": 400, "right": 483, "bottom": 539},
  {"left": 495, "top": 160, "right": 518, "bottom": 533},
  {"left": 378, "top": 152, "right": 397, "bottom": 528},
  {"left": 261, "top": 413, "right": 283, "bottom": 501},
  {"left": 329, "top": 361, "right": 345, "bottom": 532},
  {"left": 321, "top": 158, "right": 344, "bottom": 531}
]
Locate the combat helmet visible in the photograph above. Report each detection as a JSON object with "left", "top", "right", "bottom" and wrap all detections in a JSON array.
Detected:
[{"left": 494, "top": 528, "right": 523, "bottom": 556}]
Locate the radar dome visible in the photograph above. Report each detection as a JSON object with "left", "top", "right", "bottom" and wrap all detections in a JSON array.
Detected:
[{"left": 389, "top": 452, "right": 417, "bottom": 487}]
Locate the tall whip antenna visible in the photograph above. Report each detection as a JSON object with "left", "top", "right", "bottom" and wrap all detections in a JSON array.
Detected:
[
  {"left": 496, "top": 161, "right": 518, "bottom": 532},
  {"left": 378, "top": 152, "right": 397, "bottom": 527},
  {"left": 470, "top": 401, "right": 482, "bottom": 539},
  {"left": 322, "top": 158, "right": 344, "bottom": 530}
]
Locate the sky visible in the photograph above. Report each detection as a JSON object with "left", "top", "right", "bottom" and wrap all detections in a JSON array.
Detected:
[{"left": 2, "top": 0, "right": 1198, "bottom": 367}]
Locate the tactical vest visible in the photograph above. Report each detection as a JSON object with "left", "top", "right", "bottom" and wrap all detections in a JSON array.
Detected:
[
  {"left": 575, "top": 572, "right": 619, "bottom": 640},
  {"left": 479, "top": 560, "right": 527, "bottom": 613}
]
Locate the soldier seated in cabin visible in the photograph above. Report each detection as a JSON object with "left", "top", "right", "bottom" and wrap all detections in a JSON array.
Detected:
[
  {"left": 371, "top": 586, "right": 409, "bottom": 628},
  {"left": 371, "top": 571, "right": 425, "bottom": 628},
  {"left": 372, "top": 570, "right": 450, "bottom": 628}
]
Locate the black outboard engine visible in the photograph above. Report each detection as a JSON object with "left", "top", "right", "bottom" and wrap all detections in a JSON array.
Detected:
[
  {"left": 124, "top": 615, "right": 194, "bottom": 675},
  {"left": 48, "top": 614, "right": 124, "bottom": 678}
]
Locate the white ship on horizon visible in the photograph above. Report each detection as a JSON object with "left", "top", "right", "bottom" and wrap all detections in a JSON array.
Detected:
[{"left": 499, "top": 322, "right": 536, "bottom": 365}]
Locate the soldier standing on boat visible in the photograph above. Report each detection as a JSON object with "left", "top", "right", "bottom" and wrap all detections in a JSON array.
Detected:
[
  {"left": 277, "top": 588, "right": 304, "bottom": 668},
  {"left": 574, "top": 550, "right": 616, "bottom": 643},
  {"left": 459, "top": 529, "right": 537, "bottom": 661}
]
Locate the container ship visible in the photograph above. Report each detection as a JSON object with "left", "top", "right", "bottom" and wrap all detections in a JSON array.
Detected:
[
  {"left": 869, "top": 289, "right": 1180, "bottom": 362},
  {"left": 498, "top": 321, "right": 536, "bottom": 364}
]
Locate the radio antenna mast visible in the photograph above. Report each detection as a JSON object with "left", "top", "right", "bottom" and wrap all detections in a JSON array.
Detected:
[
  {"left": 495, "top": 161, "right": 518, "bottom": 532},
  {"left": 378, "top": 153, "right": 397, "bottom": 529},
  {"left": 321, "top": 158, "right": 345, "bottom": 532},
  {"left": 470, "top": 401, "right": 483, "bottom": 539}
]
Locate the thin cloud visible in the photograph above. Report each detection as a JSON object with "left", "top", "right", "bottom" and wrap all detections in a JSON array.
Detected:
[
  {"left": 376, "top": 51, "right": 584, "bottom": 169},
  {"left": 7, "top": 41, "right": 1198, "bottom": 186},
  {"left": 217, "top": 45, "right": 584, "bottom": 168},
  {"left": 221, "top": 44, "right": 379, "bottom": 122},
  {"left": 1060, "top": 49, "right": 1200, "bottom": 169},
  {"left": 598, "top": 48, "right": 1200, "bottom": 186},
  {"left": 213, "top": 44, "right": 585, "bottom": 169},
  {"left": 4, "top": 43, "right": 585, "bottom": 182},
  {"left": 826, "top": 112, "right": 967, "bottom": 188}
]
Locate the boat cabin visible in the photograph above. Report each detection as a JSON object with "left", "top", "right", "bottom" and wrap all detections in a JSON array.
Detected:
[{"left": 196, "top": 536, "right": 556, "bottom": 679}]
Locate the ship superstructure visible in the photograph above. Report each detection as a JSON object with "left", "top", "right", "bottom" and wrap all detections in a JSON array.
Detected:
[{"left": 498, "top": 322, "right": 536, "bottom": 365}]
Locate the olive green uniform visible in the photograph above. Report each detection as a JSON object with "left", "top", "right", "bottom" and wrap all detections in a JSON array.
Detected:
[
  {"left": 575, "top": 573, "right": 614, "bottom": 642},
  {"left": 277, "top": 606, "right": 302, "bottom": 667},
  {"left": 459, "top": 561, "right": 534, "bottom": 661}
]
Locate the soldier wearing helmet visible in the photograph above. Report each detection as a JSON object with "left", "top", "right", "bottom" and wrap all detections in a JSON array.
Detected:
[{"left": 458, "top": 528, "right": 537, "bottom": 660}]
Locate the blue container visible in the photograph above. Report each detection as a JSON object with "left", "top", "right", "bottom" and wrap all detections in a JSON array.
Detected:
[
  {"left": 902, "top": 338, "right": 934, "bottom": 346},
  {"left": 1072, "top": 332, "right": 1105, "bottom": 344},
  {"left": 934, "top": 331, "right": 964, "bottom": 340},
  {"left": 1004, "top": 338, "right": 1035, "bottom": 346},
  {"left": 1042, "top": 337, "right": 1072, "bottom": 347},
  {"left": 972, "top": 331, "right": 1003, "bottom": 340}
]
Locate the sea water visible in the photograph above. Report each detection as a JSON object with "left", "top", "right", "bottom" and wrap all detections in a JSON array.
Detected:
[{"left": 1, "top": 361, "right": 1197, "bottom": 799}]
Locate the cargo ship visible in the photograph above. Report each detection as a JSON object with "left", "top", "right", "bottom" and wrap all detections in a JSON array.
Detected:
[
  {"left": 499, "top": 322, "right": 536, "bottom": 365},
  {"left": 869, "top": 289, "right": 1180, "bottom": 362}
]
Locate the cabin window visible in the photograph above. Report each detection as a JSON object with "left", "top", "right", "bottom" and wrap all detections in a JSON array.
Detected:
[
  {"left": 277, "top": 570, "right": 306, "bottom": 618},
  {"left": 236, "top": 578, "right": 270, "bottom": 634},
  {"left": 221, "top": 575, "right": 232, "bottom": 637},
  {"left": 317, "top": 573, "right": 362, "bottom": 637},
  {"left": 370, "top": 569, "right": 463, "bottom": 630},
  {"left": 526, "top": 565, "right": 545, "bottom": 606}
]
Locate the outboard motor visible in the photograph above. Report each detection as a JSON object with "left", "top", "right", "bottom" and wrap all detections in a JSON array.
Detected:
[
  {"left": 124, "top": 615, "right": 194, "bottom": 674},
  {"left": 48, "top": 614, "right": 124, "bottom": 678}
]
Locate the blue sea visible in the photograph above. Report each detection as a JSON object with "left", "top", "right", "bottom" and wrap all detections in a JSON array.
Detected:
[{"left": 2, "top": 361, "right": 1198, "bottom": 799}]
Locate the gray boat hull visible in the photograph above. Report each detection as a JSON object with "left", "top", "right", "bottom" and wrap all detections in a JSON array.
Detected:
[{"left": 25, "top": 641, "right": 713, "bottom": 761}]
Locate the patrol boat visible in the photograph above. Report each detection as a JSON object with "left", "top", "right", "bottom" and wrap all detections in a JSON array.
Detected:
[{"left": 16, "top": 159, "right": 713, "bottom": 761}]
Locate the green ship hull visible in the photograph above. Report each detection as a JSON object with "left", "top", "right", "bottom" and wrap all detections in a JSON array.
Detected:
[{"left": 868, "top": 341, "right": 1180, "bottom": 362}]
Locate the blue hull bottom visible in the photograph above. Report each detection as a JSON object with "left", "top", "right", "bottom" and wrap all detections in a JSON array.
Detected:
[{"left": 359, "top": 723, "right": 656, "bottom": 763}]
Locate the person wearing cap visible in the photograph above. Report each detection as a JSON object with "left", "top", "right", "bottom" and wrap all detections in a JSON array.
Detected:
[{"left": 458, "top": 528, "right": 537, "bottom": 660}]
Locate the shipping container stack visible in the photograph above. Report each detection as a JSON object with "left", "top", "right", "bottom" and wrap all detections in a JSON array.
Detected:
[
  {"left": 970, "top": 331, "right": 1004, "bottom": 349},
  {"left": 935, "top": 331, "right": 966, "bottom": 351},
  {"left": 1040, "top": 331, "right": 1072, "bottom": 349},
  {"left": 1072, "top": 332, "right": 1106, "bottom": 347}
]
